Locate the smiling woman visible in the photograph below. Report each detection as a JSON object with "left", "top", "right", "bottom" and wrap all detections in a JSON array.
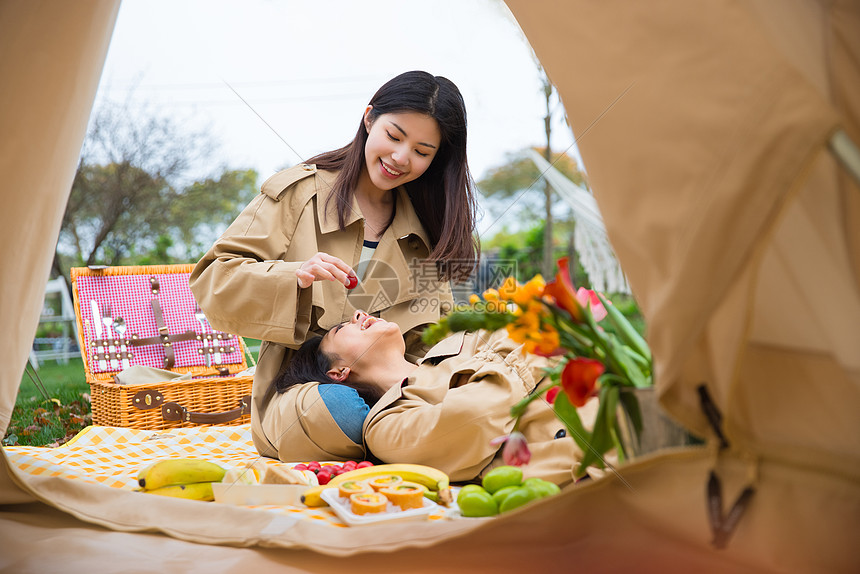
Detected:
[
  {"left": 190, "top": 71, "right": 481, "bottom": 463},
  {"left": 275, "top": 310, "right": 416, "bottom": 407}
]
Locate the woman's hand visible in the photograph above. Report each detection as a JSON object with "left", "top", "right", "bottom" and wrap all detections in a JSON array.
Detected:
[{"left": 296, "top": 252, "right": 358, "bottom": 289}]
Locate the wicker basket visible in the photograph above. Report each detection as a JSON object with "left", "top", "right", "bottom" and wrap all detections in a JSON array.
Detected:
[{"left": 71, "top": 264, "right": 253, "bottom": 430}]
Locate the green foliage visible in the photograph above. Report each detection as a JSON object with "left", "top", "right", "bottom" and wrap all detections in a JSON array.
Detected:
[
  {"left": 59, "top": 164, "right": 258, "bottom": 268},
  {"left": 484, "top": 220, "right": 590, "bottom": 286},
  {"left": 56, "top": 101, "right": 259, "bottom": 272},
  {"left": 136, "top": 235, "right": 175, "bottom": 266},
  {"left": 171, "top": 168, "right": 259, "bottom": 260}
]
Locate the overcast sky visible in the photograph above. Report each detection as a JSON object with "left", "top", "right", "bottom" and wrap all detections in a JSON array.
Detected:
[{"left": 93, "top": 0, "right": 580, "bottom": 236}]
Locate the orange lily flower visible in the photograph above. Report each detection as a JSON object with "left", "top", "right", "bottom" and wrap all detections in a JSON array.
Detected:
[
  {"left": 561, "top": 358, "right": 604, "bottom": 407},
  {"left": 543, "top": 257, "right": 584, "bottom": 323}
]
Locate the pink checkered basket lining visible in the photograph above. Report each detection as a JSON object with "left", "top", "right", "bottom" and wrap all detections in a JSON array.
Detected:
[{"left": 71, "top": 265, "right": 247, "bottom": 381}]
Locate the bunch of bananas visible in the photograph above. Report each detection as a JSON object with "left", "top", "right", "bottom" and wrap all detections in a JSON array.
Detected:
[
  {"left": 136, "top": 458, "right": 226, "bottom": 501},
  {"left": 301, "top": 463, "right": 451, "bottom": 507}
]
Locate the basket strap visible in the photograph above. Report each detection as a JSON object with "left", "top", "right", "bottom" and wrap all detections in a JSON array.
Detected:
[
  {"left": 150, "top": 298, "right": 177, "bottom": 369},
  {"left": 128, "top": 331, "right": 198, "bottom": 347},
  {"left": 161, "top": 395, "right": 252, "bottom": 424}
]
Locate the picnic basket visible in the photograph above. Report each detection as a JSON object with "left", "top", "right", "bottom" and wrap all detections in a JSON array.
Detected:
[{"left": 70, "top": 264, "right": 253, "bottom": 430}]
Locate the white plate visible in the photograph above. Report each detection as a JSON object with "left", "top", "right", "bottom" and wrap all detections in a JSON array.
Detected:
[
  {"left": 320, "top": 488, "right": 439, "bottom": 526},
  {"left": 212, "top": 483, "right": 307, "bottom": 506}
]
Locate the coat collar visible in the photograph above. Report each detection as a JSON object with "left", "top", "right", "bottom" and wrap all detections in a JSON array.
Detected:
[
  {"left": 362, "top": 331, "right": 467, "bottom": 434},
  {"left": 314, "top": 169, "right": 357, "bottom": 233},
  {"left": 417, "top": 331, "right": 466, "bottom": 364},
  {"left": 315, "top": 171, "right": 432, "bottom": 251}
]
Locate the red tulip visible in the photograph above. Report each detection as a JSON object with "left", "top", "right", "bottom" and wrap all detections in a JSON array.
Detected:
[
  {"left": 545, "top": 386, "right": 561, "bottom": 404},
  {"left": 561, "top": 358, "right": 604, "bottom": 407},
  {"left": 543, "top": 257, "right": 584, "bottom": 323},
  {"left": 490, "top": 431, "right": 531, "bottom": 466}
]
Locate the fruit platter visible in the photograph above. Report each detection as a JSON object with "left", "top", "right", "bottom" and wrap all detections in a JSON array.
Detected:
[
  {"left": 320, "top": 485, "right": 443, "bottom": 526},
  {"left": 134, "top": 456, "right": 562, "bottom": 525}
]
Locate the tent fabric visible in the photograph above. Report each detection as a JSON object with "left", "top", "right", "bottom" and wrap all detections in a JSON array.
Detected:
[
  {"left": 0, "top": 0, "right": 120, "bottom": 438},
  {"left": 505, "top": 0, "right": 860, "bottom": 567},
  {"left": 0, "top": 0, "right": 121, "bottom": 505},
  {"left": 1, "top": 0, "right": 858, "bottom": 571}
]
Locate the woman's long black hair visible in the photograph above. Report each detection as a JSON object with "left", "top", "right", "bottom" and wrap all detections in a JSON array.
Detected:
[
  {"left": 305, "top": 70, "right": 479, "bottom": 281},
  {"left": 275, "top": 336, "right": 385, "bottom": 406}
]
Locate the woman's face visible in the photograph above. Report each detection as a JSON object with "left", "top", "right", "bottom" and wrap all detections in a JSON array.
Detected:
[
  {"left": 321, "top": 310, "right": 404, "bottom": 369},
  {"left": 362, "top": 109, "right": 441, "bottom": 192}
]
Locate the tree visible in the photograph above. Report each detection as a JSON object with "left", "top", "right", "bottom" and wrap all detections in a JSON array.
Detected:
[
  {"left": 540, "top": 69, "right": 554, "bottom": 280},
  {"left": 479, "top": 146, "right": 586, "bottom": 265},
  {"left": 55, "top": 101, "right": 258, "bottom": 276},
  {"left": 483, "top": 220, "right": 589, "bottom": 286}
]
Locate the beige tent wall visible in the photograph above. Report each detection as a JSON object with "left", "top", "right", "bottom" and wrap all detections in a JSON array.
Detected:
[
  {"left": 0, "top": 0, "right": 858, "bottom": 572},
  {"left": 0, "top": 0, "right": 121, "bottom": 502},
  {"left": 506, "top": 0, "right": 859, "bottom": 570}
]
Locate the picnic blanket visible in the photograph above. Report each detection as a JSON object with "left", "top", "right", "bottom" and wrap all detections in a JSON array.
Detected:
[{"left": 5, "top": 424, "right": 450, "bottom": 527}]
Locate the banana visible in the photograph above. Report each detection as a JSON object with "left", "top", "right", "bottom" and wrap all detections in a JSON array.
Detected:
[
  {"left": 137, "top": 459, "right": 226, "bottom": 490},
  {"left": 301, "top": 464, "right": 452, "bottom": 507},
  {"left": 300, "top": 485, "right": 334, "bottom": 507},
  {"left": 221, "top": 467, "right": 260, "bottom": 486},
  {"left": 142, "top": 481, "right": 216, "bottom": 502}
]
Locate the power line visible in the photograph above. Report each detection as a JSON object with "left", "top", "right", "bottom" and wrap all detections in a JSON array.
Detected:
[
  {"left": 94, "top": 92, "right": 373, "bottom": 108},
  {"left": 99, "top": 75, "right": 384, "bottom": 91}
]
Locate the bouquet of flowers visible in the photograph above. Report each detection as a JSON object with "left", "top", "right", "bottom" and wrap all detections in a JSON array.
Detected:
[{"left": 423, "top": 257, "right": 652, "bottom": 475}]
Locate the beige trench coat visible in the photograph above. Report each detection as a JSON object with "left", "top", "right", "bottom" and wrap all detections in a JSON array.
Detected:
[
  {"left": 365, "top": 330, "right": 588, "bottom": 487},
  {"left": 189, "top": 164, "right": 454, "bottom": 461}
]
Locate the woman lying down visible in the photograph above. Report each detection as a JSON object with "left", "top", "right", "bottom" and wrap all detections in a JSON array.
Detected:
[{"left": 255, "top": 311, "right": 597, "bottom": 488}]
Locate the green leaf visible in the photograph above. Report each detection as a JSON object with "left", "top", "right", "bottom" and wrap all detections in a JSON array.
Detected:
[
  {"left": 603, "top": 384, "right": 620, "bottom": 429},
  {"left": 612, "top": 417, "right": 627, "bottom": 462},
  {"left": 618, "top": 389, "right": 644, "bottom": 440},
  {"left": 605, "top": 336, "right": 650, "bottom": 388},
  {"left": 510, "top": 383, "right": 555, "bottom": 418},
  {"left": 621, "top": 344, "right": 651, "bottom": 374},
  {"left": 552, "top": 391, "right": 590, "bottom": 453},
  {"left": 597, "top": 292, "right": 651, "bottom": 362}
]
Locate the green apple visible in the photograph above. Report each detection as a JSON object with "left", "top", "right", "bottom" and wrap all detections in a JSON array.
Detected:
[
  {"left": 498, "top": 486, "right": 541, "bottom": 513},
  {"left": 457, "top": 490, "right": 499, "bottom": 517},
  {"left": 481, "top": 466, "right": 523, "bottom": 494},
  {"left": 522, "top": 477, "right": 561, "bottom": 498},
  {"left": 491, "top": 485, "right": 521, "bottom": 507}
]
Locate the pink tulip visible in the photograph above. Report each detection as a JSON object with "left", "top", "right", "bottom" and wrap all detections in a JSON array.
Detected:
[
  {"left": 490, "top": 431, "right": 531, "bottom": 466},
  {"left": 576, "top": 287, "right": 608, "bottom": 322}
]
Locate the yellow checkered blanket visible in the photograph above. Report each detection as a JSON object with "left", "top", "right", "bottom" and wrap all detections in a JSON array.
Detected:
[{"left": 5, "top": 424, "right": 450, "bottom": 526}]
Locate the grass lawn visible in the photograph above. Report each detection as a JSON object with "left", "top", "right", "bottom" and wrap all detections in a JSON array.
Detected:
[
  {"left": 4, "top": 358, "right": 91, "bottom": 447},
  {"left": 3, "top": 338, "right": 262, "bottom": 448}
]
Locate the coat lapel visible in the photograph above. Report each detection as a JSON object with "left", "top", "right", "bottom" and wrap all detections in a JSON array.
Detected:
[{"left": 345, "top": 186, "right": 436, "bottom": 315}]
